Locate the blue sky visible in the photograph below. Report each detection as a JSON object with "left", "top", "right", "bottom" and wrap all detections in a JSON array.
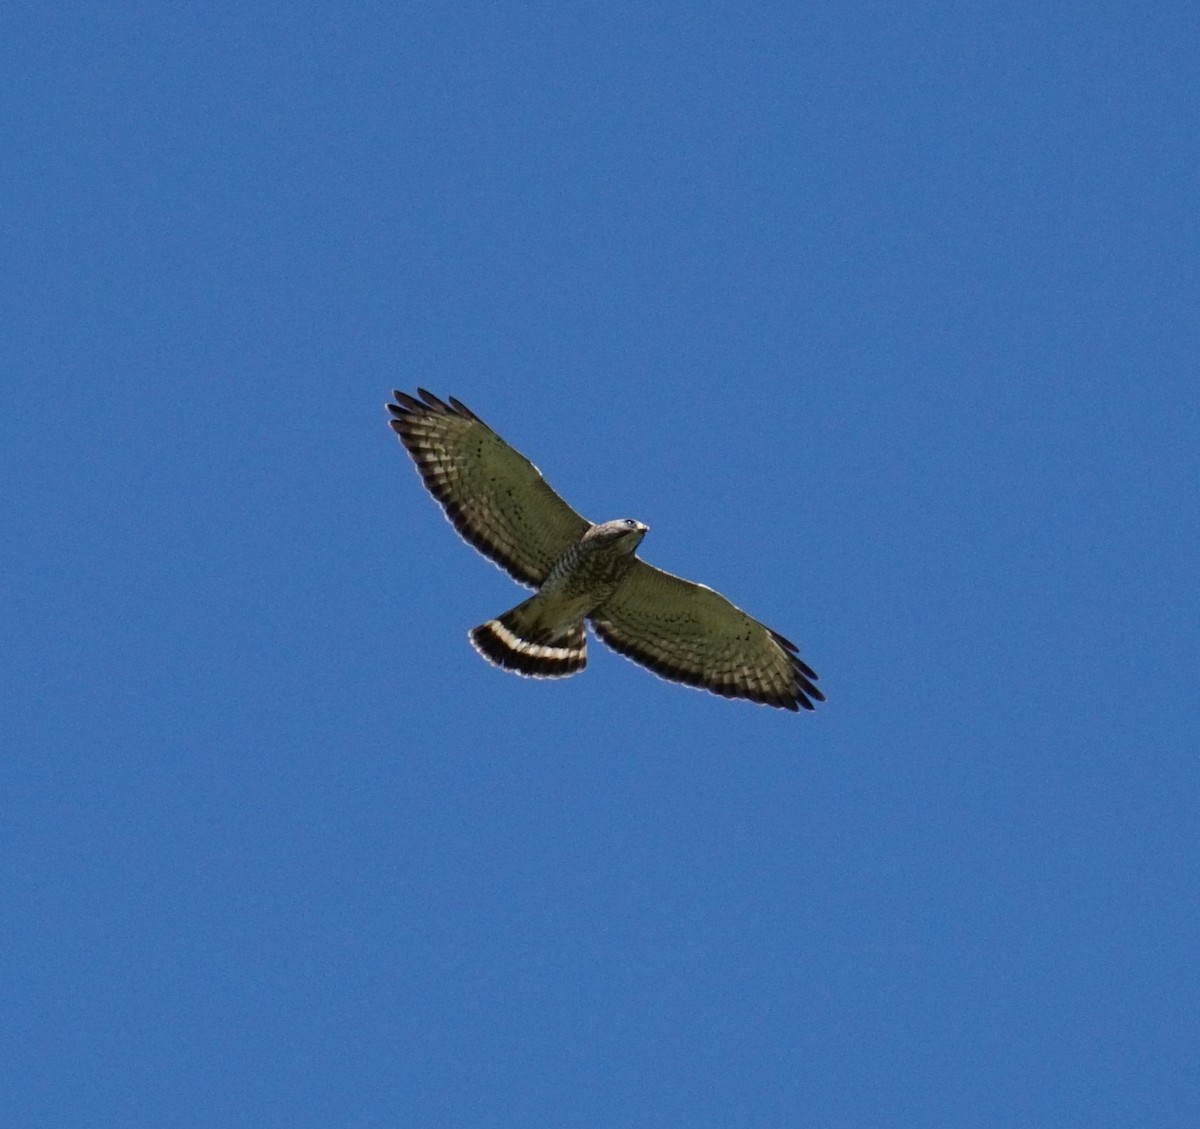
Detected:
[{"left": 4, "top": 2, "right": 1198, "bottom": 1125}]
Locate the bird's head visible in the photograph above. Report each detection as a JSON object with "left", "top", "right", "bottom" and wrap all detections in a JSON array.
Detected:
[{"left": 585, "top": 518, "right": 649, "bottom": 554}]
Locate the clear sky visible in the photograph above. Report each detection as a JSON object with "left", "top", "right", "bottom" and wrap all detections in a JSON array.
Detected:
[{"left": 4, "top": 3, "right": 1198, "bottom": 1126}]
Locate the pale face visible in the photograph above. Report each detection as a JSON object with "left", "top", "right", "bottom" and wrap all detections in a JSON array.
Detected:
[{"left": 585, "top": 518, "right": 649, "bottom": 552}]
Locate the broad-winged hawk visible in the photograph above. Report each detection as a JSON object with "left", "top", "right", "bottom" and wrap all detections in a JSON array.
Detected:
[{"left": 387, "top": 389, "right": 824, "bottom": 711}]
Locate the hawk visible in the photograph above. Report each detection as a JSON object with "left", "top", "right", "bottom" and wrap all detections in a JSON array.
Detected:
[{"left": 386, "top": 389, "right": 824, "bottom": 711}]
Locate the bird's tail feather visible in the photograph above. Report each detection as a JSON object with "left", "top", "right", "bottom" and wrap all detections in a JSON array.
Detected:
[{"left": 469, "top": 598, "right": 586, "bottom": 678}]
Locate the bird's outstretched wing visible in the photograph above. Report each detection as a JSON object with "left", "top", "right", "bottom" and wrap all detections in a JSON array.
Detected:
[
  {"left": 387, "top": 389, "right": 590, "bottom": 587},
  {"left": 590, "top": 561, "right": 824, "bottom": 711}
]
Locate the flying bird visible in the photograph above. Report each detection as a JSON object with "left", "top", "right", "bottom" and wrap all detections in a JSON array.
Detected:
[{"left": 386, "top": 389, "right": 824, "bottom": 711}]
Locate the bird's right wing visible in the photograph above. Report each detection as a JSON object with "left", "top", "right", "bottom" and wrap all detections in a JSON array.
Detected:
[
  {"left": 590, "top": 560, "right": 823, "bottom": 711},
  {"left": 387, "top": 390, "right": 590, "bottom": 587}
]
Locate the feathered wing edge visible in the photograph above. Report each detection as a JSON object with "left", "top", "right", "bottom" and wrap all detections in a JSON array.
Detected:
[
  {"left": 386, "top": 388, "right": 589, "bottom": 588},
  {"left": 590, "top": 619, "right": 821, "bottom": 711},
  {"left": 386, "top": 389, "right": 536, "bottom": 586},
  {"left": 589, "top": 563, "right": 825, "bottom": 712}
]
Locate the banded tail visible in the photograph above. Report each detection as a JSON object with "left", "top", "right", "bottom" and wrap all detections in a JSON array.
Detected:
[{"left": 469, "top": 598, "right": 586, "bottom": 678}]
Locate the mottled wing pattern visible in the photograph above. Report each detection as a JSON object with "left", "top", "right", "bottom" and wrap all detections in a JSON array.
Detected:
[
  {"left": 387, "top": 390, "right": 590, "bottom": 587},
  {"left": 590, "top": 561, "right": 824, "bottom": 711}
]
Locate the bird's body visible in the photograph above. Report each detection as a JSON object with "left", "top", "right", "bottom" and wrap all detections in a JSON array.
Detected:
[
  {"left": 387, "top": 389, "right": 824, "bottom": 711},
  {"left": 470, "top": 519, "right": 646, "bottom": 677},
  {"left": 536, "top": 520, "right": 648, "bottom": 619}
]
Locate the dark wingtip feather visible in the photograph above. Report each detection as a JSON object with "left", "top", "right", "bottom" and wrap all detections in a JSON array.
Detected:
[
  {"left": 794, "top": 657, "right": 819, "bottom": 682},
  {"left": 391, "top": 388, "right": 480, "bottom": 419},
  {"left": 770, "top": 629, "right": 799, "bottom": 653},
  {"left": 417, "top": 388, "right": 452, "bottom": 411},
  {"left": 390, "top": 389, "right": 479, "bottom": 423},
  {"left": 391, "top": 391, "right": 424, "bottom": 412},
  {"left": 769, "top": 630, "right": 823, "bottom": 710},
  {"left": 789, "top": 655, "right": 823, "bottom": 696}
]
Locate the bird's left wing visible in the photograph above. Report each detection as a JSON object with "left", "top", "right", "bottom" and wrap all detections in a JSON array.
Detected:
[
  {"left": 387, "top": 390, "right": 590, "bottom": 587},
  {"left": 590, "top": 560, "right": 823, "bottom": 711}
]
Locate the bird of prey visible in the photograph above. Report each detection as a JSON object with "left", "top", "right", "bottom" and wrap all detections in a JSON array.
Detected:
[{"left": 386, "top": 389, "right": 824, "bottom": 711}]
